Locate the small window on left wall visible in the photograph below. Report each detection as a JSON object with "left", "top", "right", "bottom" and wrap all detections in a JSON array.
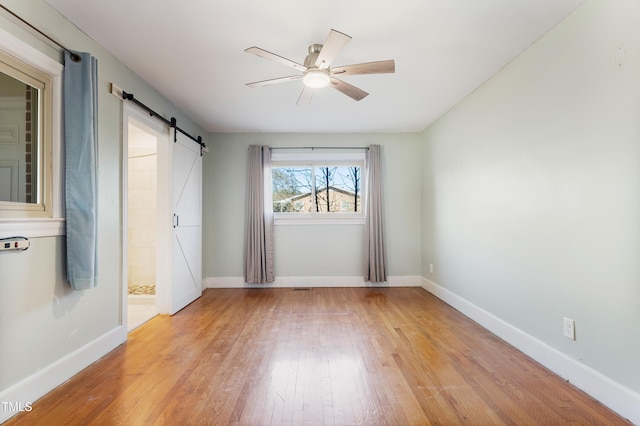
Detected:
[
  {"left": 0, "top": 50, "right": 52, "bottom": 216},
  {"left": 0, "top": 27, "right": 63, "bottom": 237}
]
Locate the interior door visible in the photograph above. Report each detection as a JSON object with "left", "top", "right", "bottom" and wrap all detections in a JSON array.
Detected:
[{"left": 169, "top": 129, "right": 202, "bottom": 314}]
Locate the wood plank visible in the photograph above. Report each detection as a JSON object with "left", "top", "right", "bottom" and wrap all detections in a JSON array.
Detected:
[{"left": 5, "top": 288, "right": 630, "bottom": 425}]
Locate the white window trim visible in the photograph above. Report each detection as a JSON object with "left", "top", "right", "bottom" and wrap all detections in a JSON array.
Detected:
[
  {"left": 274, "top": 214, "right": 365, "bottom": 226},
  {"left": 0, "top": 26, "right": 64, "bottom": 238},
  {"left": 271, "top": 151, "right": 366, "bottom": 226}
]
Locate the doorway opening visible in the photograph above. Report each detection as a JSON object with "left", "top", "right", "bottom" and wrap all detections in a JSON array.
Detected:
[
  {"left": 126, "top": 121, "right": 158, "bottom": 331},
  {"left": 121, "top": 102, "right": 201, "bottom": 331}
]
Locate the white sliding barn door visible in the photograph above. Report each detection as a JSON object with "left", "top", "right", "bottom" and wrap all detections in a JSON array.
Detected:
[{"left": 169, "top": 129, "right": 202, "bottom": 314}]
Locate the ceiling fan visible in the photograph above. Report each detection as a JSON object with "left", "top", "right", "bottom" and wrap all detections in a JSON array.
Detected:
[{"left": 244, "top": 29, "right": 395, "bottom": 104}]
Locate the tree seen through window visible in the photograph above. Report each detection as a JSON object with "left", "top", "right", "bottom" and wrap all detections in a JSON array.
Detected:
[{"left": 272, "top": 165, "right": 361, "bottom": 213}]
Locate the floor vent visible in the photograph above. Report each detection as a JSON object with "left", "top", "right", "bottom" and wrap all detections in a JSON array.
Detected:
[{"left": 293, "top": 287, "right": 311, "bottom": 291}]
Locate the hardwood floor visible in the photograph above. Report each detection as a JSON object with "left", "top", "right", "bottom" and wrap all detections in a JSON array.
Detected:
[{"left": 6, "top": 287, "right": 629, "bottom": 425}]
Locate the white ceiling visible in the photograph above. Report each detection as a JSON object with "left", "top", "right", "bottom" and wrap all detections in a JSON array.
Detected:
[{"left": 45, "top": 0, "right": 584, "bottom": 133}]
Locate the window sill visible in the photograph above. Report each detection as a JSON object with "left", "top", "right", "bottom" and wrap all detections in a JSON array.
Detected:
[
  {"left": 274, "top": 215, "right": 365, "bottom": 226},
  {"left": 0, "top": 218, "right": 65, "bottom": 238}
]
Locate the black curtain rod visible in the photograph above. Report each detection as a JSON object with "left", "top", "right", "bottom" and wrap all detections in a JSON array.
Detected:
[
  {"left": 122, "top": 91, "right": 206, "bottom": 155},
  {"left": 0, "top": 4, "right": 81, "bottom": 62},
  {"left": 271, "top": 146, "right": 369, "bottom": 150}
]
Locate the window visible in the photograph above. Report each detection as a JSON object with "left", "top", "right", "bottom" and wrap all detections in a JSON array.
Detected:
[
  {"left": 271, "top": 151, "right": 365, "bottom": 225},
  {"left": 0, "top": 50, "right": 51, "bottom": 213},
  {"left": 0, "top": 26, "right": 63, "bottom": 237}
]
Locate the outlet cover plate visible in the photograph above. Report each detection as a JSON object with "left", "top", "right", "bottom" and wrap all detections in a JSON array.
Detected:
[{"left": 563, "top": 317, "right": 576, "bottom": 340}]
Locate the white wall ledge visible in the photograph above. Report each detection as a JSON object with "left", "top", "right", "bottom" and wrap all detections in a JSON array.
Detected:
[{"left": 0, "top": 218, "right": 65, "bottom": 239}]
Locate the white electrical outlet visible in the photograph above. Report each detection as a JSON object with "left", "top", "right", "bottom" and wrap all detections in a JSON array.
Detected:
[
  {"left": 0, "top": 238, "right": 30, "bottom": 251},
  {"left": 429, "top": 263, "right": 434, "bottom": 274},
  {"left": 563, "top": 317, "right": 576, "bottom": 340}
]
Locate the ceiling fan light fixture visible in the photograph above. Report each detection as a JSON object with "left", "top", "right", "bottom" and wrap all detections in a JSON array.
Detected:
[{"left": 303, "top": 69, "right": 330, "bottom": 88}]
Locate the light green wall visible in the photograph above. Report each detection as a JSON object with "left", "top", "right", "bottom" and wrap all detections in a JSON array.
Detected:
[
  {"left": 204, "top": 133, "right": 422, "bottom": 279},
  {"left": 0, "top": 1, "right": 204, "bottom": 392},
  {"left": 421, "top": 0, "right": 640, "bottom": 394}
]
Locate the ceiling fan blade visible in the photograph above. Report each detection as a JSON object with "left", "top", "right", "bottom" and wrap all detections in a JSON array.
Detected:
[
  {"left": 296, "top": 86, "right": 315, "bottom": 105},
  {"left": 330, "top": 77, "right": 369, "bottom": 101},
  {"left": 245, "top": 47, "right": 306, "bottom": 72},
  {"left": 315, "top": 29, "right": 351, "bottom": 69},
  {"left": 246, "top": 75, "right": 302, "bottom": 88},
  {"left": 331, "top": 60, "right": 395, "bottom": 76}
]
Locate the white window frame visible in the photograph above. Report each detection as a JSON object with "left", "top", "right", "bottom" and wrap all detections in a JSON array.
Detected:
[
  {"left": 271, "top": 151, "right": 365, "bottom": 226},
  {"left": 0, "top": 27, "right": 64, "bottom": 238}
]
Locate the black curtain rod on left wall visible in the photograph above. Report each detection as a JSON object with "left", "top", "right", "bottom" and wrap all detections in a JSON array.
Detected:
[
  {"left": 122, "top": 91, "right": 206, "bottom": 156},
  {"left": 0, "top": 4, "right": 81, "bottom": 62}
]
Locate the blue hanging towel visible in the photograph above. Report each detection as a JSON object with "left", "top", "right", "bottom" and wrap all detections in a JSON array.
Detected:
[{"left": 64, "top": 50, "right": 98, "bottom": 290}]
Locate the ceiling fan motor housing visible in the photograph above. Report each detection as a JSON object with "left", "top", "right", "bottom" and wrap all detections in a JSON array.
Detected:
[{"left": 304, "top": 44, "right": 323, "bottom": 68}]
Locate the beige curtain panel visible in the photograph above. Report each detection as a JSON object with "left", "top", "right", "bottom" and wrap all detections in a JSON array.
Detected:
[
  {"left": 364, "top": 144, "right": 387, "bottom": 282},
  {"left": 244, "top": 145, "right": 275, "bottom": 284}
]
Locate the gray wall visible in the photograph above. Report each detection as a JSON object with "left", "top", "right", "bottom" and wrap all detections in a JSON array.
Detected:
[
  {"left": 0, "top": 0, "right": 203, "bottom": 395},
  {"left": 421, "top": 0, "right": 640, "bottom": 394},
  {"left": 204, "top": 133, "right": 422, "bottom": 281}
]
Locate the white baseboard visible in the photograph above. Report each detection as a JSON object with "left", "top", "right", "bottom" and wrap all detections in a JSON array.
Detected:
[
  {"left": 0, "top": 326, "right": 126, "bottom": 424},
  {"left": 204, "top": 275, "right": 422, "bottom": 289},
  {"left": 421, "top": 277, "right": 640, "bottom": 425}
]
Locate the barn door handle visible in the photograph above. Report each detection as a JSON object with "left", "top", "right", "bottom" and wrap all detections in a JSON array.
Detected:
[{"left": 173, "top": 214, "right": 179, "bottom": 228}]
